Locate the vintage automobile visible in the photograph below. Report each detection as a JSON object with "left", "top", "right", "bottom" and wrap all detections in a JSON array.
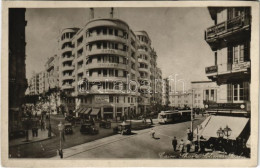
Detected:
[
  {"left": 80, "top": 123, "right": 99, "bottom": 135},
  {"left": 99, "top": 120, "right": 111, "bottom": 129},
  {"left": 64, "top": 123, "right": 73, "bottom": 134},
  {"left": 65, "top": 115, "right": 74, "bottom": 123},
  {"left": 113, "top": 122, "right": 131, "bottom": 135}
]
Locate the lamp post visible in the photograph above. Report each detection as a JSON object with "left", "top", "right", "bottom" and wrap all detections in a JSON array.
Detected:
[
  {"left": 223, "top": 125, "right": 232, "bottom": 154},
  {"left": 58, "top": 121, "right": 64, "bottom": 158},
  {"left": 223, "top": 125, "right": 232, "bottom": 140},
  {"left": 216, "top": 127, "right": 224, "bottom": 154},
  {"left": 47, "top": 96, "right": 52, "bottom": 138}
]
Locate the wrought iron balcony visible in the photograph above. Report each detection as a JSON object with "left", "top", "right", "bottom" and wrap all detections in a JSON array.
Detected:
[{"left": 205, "top": 14, "right": 250, "bottom": 41}]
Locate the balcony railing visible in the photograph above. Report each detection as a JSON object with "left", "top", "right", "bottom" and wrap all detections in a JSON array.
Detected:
[
  {"left": 205, "top": 65, "right": 218, "bottom": 74},
  {"left": 87, "top": 62, "right": 127, "bottom": 70},
  {"left": 206, "top": 61, "right": 250, "bottom": 75},
  {"left": 205, "top": 14, "right": 250, "bottom": 40}
]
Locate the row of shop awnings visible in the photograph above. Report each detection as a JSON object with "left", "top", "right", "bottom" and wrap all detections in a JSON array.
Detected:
[
  {"left": 75, "top": 108, "right": 100, "bottom": 116},
  {"left": 193, "top": 115, "right": 249, "bottom": 140}
]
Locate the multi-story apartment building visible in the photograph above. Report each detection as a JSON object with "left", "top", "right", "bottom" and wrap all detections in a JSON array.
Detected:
[
  {"left": 39, "top": 71, "right": 45, "bottom": 94},
  {"left": 28, "top": 72, "right": 40, "bottom": 95},
  {"left": 169, "top": 91, "right": 192, "bottom": 108},
  {"left": 9, "top": 8, "right": 28, "bottom": 133},
  {"left": 162, "top": 78, "right": 170, "bottom": 106},
  {"left": 57, "top": 8, "right": 162, "bottom": 119},
  {"left": 204, "top": 7, "right": 251, "bottom": 116},
  {"left": 191, "top": 81, "right": 220, "bottom": 108},
  {"left": 45, "top": 55, "right": 60, "bottom": 92}
]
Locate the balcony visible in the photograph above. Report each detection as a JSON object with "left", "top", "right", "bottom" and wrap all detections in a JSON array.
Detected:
[
  {"left": 87, "top": 48, "right": 127, "bottom": 57},
  {"left": 87, "top": 62, "right": 127, "bottom": 70},
  {"left": 77, "top": 67, "right": 84, "bottom": 74},
  {"left": 62, "top": 75, "right": 73, "bottom": 80},
  {"left": 62, "top": 46, "right": 73, "bottom": 53},
  {"left": 206, "top": 61, "right": 250, "bottom": 84},
  {"left": 87, "top": 76, "right": 127, "bottom": 83},
  {"left": 61, "top": 84, "right": 74, "bottom": 90},
  {"left": 139, "top": 67, "right": 150, "bottom": 74},
  {"left": 62, "top": 56, "right": 74, "bottom": 63},
  {"left": 205, "top": 14, "right": 250, "bottom": 47},
  {"left": 86, "top": 35, "right": 127, "bottom": 44},
  {"left": 138, "top": 58, "right": 149, "bottom": 64},
  {"left": 62, "top": 65, "right": 74, "bottom": 71}
]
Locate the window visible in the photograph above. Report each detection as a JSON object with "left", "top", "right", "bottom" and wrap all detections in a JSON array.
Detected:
[
  {"left": 115, "top": 70, "right": 118, "bottom": 77},
  {"left": 103, "top": 42, "right": 107, "bottom": 49},
  {"left": 103, "top": 69, "right": 107, "bottom": 77},
  {"left": 98, "top": 70, "right": 101, "bottom": 77},
  {"left": 97, "top": 43, "right": 101, "bottom": 49},
  {"left": 97, "top": 56, "right": 101, "bottom": 63},
  {"left": 115, "top": 29, "right": 118, "bottom": 36},
  {"left": 109, "top": 96, "right": 113, "bottom": 103},
  {"left": 128, "top": 97, "right": 130, "bottom": 103},
  {"left": 96, "top": 28, "right": 101, "bottom": 35},
  {"left": 116, "top": 96, "right": 119, "bottom": 103},
  {"left": 109, "top": 69, "right": 114, "bottom": 77},
  {"left": 103, "top": 28, "right": 107, "bottom": 35},
  {"left": 109, "top": 29, "right": 113, "bottom": 35},
  {"left": 210, "top": 89, "right": 215, "bottom": 101}
]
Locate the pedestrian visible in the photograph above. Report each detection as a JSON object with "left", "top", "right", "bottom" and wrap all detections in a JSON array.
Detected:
[
  {"left": 199, "top": 136, "right": 206, "bottom": 153},
  {"left": 194, "top": 140, "right": 199, "bottom": 153},
  {"left": 179, "top": 139, "right": 185, "bottom": 153},
  {"left": 187, "top": 127, "right": 191, "bottom": 140},
  {"left": 172, "top": 137, "right": 178, "bottom": 152},
  {"left": 186, "top": 139, "right": 191, "bottom": 153},
  {"left": 150, "top": 129, "right": 155, "bottom": 139}
]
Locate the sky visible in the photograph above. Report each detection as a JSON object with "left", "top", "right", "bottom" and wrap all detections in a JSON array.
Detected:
[{"left": 25, "top": 8, "right": 214, "bottom": 89}]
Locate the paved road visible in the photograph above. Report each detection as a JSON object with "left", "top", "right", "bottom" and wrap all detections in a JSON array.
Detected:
[
  {"left": 9, "top": 115, "right": 115, "bottom": 158},
  {"left": 56, "top": 115, "right": 206, "bottom": 159}
]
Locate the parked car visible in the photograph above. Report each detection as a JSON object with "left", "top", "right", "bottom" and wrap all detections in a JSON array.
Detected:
[
  {"left": 64, "top": 123, "right": 73, "bottom": 134},
  {"left": 113, "top": 122, "right": 131, "bottom": 135},
  {"left": 80, "top": 123, "right": 99, "bottom": 135},
  {"left": 65, "top": 115, "right": 74, "bottom": 123},
  {"left": 99, "top": 120, "right": 111, "bottom": 129}
]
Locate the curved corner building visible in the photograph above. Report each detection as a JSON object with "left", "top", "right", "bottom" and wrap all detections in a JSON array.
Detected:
[{"left": 68, "top": 18, "right": 139, "bottom": 120}]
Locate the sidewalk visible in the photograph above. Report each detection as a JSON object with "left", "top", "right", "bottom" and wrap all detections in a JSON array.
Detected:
[{"left": 9, "top": 129, "right": 55, "bottom": 147}]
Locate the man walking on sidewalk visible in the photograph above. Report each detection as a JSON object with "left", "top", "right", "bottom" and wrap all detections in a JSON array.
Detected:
[{"left": 172, "top": 137, "right": 178, "bottom": 152}]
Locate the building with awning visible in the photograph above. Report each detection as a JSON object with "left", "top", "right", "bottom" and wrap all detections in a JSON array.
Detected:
[
  {"left": 82, "top": 108, "right": 92, "bottom": 115},
  {"left": 194, "top": 115, "right": 249, "bottom": 140},
  {"left": 90, "top": 108, "right": 100, "bottom": 116}
]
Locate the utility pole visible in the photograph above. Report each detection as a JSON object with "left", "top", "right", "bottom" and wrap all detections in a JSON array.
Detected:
[{"left": 191, "top": 89, "right": 194, "bottom": 139}]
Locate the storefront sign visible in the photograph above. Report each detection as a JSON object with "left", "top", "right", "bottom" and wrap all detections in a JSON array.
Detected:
[
  {"left": 205, "top": 103, "right": 246, "bottom": 110},
  {"left": 205, "top": 65, "right": 218, "bottom": 74},
  {"left": 95, "top": 95, "right": 109, "bottom": 104},
  {"left": 232, "top": 62, "right": 250, "bottom": 71}
]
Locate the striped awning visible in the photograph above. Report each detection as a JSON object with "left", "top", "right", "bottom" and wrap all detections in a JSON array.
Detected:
[
  {"left": 82, "top": 108, "right": 92, "bottom": 115},
  {"left": 90, "top": 108, "right": 100, "bottom": 115}
]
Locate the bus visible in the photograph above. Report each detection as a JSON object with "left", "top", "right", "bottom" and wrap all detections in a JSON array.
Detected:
[{"left": 158, "top": 109, "right": 192, "bottom": 124}]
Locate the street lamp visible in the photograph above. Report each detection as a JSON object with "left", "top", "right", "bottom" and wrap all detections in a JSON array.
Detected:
[
  {"left": 223, "top": 125, "right": 232, "bottom": 140},
  {"left": 216, "top": 127, "right": 224, "bottom": 138}
]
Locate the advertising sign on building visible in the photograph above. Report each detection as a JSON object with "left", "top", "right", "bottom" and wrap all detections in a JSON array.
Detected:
[
  {"left": 95, "top": 95, "right": 109, "bottom": 104},
  {"left": 232, "top": 62, "right": 250, "bottom": 72}
]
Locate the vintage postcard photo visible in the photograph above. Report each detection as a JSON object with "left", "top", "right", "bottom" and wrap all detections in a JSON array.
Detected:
[{"left": 1, "top": 1, "right": 259, "bottom": 167}]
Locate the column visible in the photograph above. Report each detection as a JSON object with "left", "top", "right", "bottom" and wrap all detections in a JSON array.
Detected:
[{"left": 101, "top": 106, "right": 104, "bottom": 119}]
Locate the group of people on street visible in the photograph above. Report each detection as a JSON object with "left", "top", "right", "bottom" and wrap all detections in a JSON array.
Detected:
[{"left": 171, "top": 127, "right": 207, "bottom": 154}]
